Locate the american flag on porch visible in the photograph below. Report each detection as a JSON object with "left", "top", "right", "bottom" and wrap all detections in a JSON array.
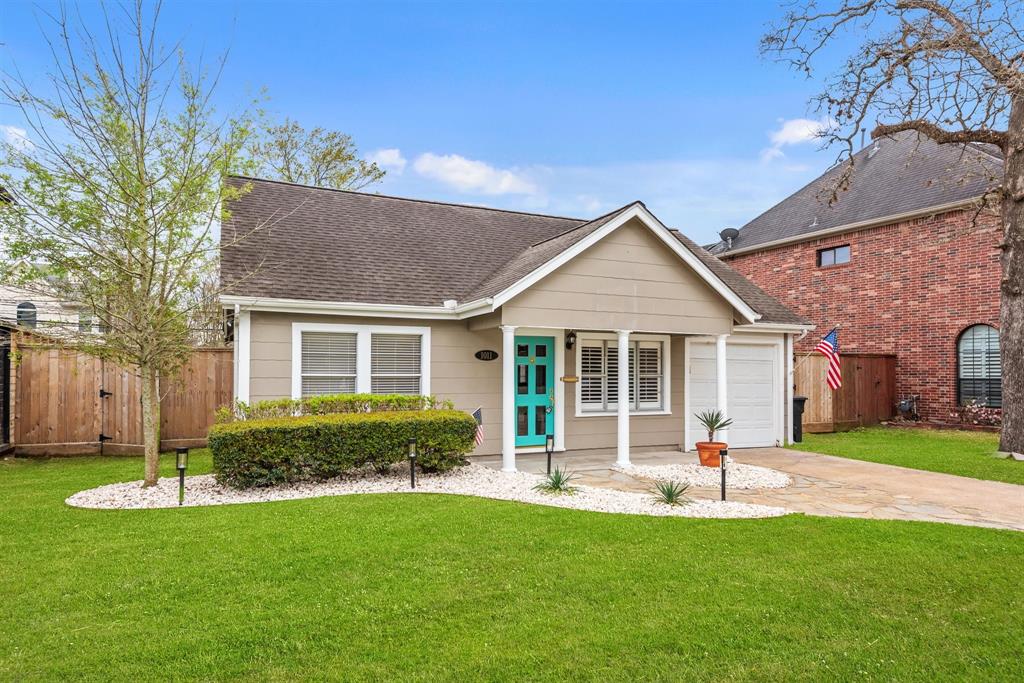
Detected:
[
  {"left": 815, "top": 328, "right": 842, "bottom": 390},
  {"left": 472, "top": 407, "right": 485, "bottom": 446}
]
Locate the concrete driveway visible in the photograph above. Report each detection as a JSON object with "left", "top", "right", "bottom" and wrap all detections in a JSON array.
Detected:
[{"left": 475, "top": 447, "right": 1024, "bottom": 531}]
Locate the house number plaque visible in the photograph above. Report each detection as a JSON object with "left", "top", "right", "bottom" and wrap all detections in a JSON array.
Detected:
[{"left": 474, "top": 350, "right": 499, "bottom": 361}]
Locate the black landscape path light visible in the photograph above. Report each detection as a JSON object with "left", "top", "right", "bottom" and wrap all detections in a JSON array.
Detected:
[
  {"left": 545, "top": 433, "right": 555, "bottom": 475},
  {"left": 408, "top": 437, "right": 417, "bottom": 489},
  {"left": 719, "top": 448, "right": 728, "bottom": 502},
  {"left": 176, "top": 447, "right": 189, "bottom": 506}
]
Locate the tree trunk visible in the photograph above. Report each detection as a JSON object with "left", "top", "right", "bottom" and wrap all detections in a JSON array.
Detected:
[
  {"left": 141, "top": 363, "right": 161, "bottom": 487},
  {"left": 999, "top": 97, "right": 1024, "bottom": 456}
]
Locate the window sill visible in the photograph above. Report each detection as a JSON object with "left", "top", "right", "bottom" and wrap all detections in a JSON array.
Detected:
[{"left": 574, "top": 410, "right": 672, "bottom": 418}]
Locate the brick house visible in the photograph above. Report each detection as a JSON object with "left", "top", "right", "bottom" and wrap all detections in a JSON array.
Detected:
[{"left": 709, "top": 132, "right": 1003, "bottom": 423}]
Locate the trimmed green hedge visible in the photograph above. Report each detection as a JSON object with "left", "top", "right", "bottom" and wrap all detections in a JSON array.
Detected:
[
  {"left": 209, "top": 410, "right": 478, "bottom": 489},
  {"left": 215, "top": 393, "right": 453, "bottom": 424}
]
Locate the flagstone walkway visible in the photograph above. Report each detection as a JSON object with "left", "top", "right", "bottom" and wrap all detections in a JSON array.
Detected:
[{"left": 474, "top": 447, "right": 1024, "bottom": 531}]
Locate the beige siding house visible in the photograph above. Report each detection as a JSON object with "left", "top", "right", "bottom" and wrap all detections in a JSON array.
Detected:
[{"left": 221, "top": 177, "right": 811, "bottom": 471}]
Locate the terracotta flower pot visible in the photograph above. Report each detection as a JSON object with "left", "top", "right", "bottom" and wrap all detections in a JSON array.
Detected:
[{"left": 695, "top": 441, "right": 727, "bottom": 467}]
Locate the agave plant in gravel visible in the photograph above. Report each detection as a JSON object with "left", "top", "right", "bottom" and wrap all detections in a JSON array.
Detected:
[
  {"left": 694, "top": 409, "right": 733, "bottom": 468},
  {"left": 532, "top": 466, "right": 579, "bottom": 495},
  {"left": 650, "top": 480, "right": 691, "bottom": 507}
]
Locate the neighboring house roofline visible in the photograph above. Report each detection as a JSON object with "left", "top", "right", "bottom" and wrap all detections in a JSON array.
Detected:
[{"left": 717, "top": 195, "right": 985, "bottom": 258}]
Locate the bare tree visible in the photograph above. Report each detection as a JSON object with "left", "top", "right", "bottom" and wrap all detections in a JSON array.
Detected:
[
  {"left": 0, "top": 1, "right": 259, "bottom": 484},
  {"left": 763, "top": 0, "right": 1024, "bottom": 455},
  {"left": 249, "top": 118, "right": 385, "bottom": 190}
]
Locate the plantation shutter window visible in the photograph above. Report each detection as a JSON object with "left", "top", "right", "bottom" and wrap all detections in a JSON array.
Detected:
[
  {"left": 293, "top": 324, "right": 430, "bottom": 399},
  {"left": 957, "top": 325, "right": 1001, "bottom": 408},
  {"left": 300, "top": 331, "right": 357, "bottom": 396},
  {"left": 636, "top": 342, "right": 661, "bottom": 409},
  {"left": 579, "top": 343, "right": 605, "bottom": 409},
  {"left": 371, "top": 333, "right": 423, "bottom": 395},
  {"left": 577, "top": 337, "right": 666, "bottom": 413}
]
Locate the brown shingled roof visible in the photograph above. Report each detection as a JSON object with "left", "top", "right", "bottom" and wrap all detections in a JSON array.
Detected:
[
  {"left": 220, "top": 176, "right": 808, "bottom": 326},
  {"left": 709, "top": 131, "right": 1001, "bottom": 255}
]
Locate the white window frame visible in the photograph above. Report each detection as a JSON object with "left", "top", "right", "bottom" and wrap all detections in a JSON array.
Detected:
[
  {"left": 574, "top": 332, "right": 671, "bottom": 417},
  {"left": 291, "top": 322, "right": 431, "bottom": 399}
]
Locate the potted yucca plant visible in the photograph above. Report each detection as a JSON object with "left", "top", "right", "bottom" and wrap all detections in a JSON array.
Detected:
[{"left": 694, "top": 409, "right": 733, "bottom": 467}]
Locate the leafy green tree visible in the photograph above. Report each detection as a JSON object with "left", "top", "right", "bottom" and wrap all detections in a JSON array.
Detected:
[
  {"left": 0, "top": 1, "right": 257, "bottom": 485},
  {"left": 250, "top": 119, "right": 385, "bottom": 190}
]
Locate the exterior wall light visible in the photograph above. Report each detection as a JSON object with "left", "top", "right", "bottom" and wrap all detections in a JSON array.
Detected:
[
  {"left": 175, "top": 447, "right": 189, "bottom": 506},
  {"left": 408, "top": 437, "right": 418, "bottom": 489},
  {"left": 565, "top": 330, "right": 577, "bottom": 350}
]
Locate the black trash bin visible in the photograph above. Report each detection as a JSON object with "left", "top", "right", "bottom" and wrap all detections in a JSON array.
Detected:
[{"left": 793, "top": 396, "right": 808, "bottom": 443}]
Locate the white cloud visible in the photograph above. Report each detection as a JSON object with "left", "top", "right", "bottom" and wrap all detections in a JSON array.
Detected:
[
  {"left": 0, "top": 124, "right": 32, "bottom": 152},
  {"left": 760, "top": 117, "right": 831, "bottom": 162},
  {"left": 413, "top": 152, "right": 538, "bottom": 195},
  {"left": 367, "top": 148, "right": 407, "bottom": 174},
  {"left": 375, "top": 151, "right": 827, "bottom": 243}
]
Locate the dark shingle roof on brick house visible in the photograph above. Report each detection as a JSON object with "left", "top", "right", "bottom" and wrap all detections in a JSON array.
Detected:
[
  {"left": 709, "top": 131, "right": 1002, "bottom": 256},
  {"left": 220, "top": 176, "right": 809, "bottom": 326}
]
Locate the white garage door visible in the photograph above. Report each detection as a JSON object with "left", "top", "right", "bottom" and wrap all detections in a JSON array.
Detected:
[{"left": 687, "top": 340, "right": 780, "bottom": 448}]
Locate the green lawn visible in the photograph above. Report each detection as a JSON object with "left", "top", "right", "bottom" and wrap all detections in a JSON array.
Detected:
[
  {"left": 788, "top": 426, "right": 1023, "bottom": 485},
  {"left": 2, "top": 453, "right": 1022, "bottom": 681}
]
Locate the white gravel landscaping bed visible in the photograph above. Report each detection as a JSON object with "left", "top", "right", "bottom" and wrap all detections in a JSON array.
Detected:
[
  {"left": 613, "top": 461, "right": 792, "bottom": 489},
  {"left": 65, "top": 463, "right": 788, "bottom": 519}
]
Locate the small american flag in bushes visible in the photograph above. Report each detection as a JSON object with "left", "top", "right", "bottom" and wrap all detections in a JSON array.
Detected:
[{"left": 472, "top": 407, "right": 484, "bottom": 446}]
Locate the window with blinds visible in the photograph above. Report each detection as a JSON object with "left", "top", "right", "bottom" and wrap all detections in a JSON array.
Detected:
[
  {"left": 301, "top": 331, "right": 357, "bottom": 396},
  {"left": 957, "top": 325, "right": 1001, "bottom": 408},
  {"left": 578, "top": 338, "right": 663, "bottom": 412},
  {"left": 371, "top": 333, "right": 422, "bottom": 394}
]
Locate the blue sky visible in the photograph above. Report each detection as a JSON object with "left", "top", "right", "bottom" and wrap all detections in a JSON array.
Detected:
[{"left": 1, "top": 0, "right": 855, "bottom": 244}]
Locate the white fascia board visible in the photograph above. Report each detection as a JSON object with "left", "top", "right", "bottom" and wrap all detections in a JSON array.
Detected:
[
  {"left": 733, "top": 322, "right": 816, "bottom": 334},
  {"left": 718, "top": 197, "right": 984, "bottom": 258},
  {"left": 219, "top": 294, "right": 493, "bottom": 320},
  {"left": 488, "top": 204, "right": 761, "bottom": 324}
]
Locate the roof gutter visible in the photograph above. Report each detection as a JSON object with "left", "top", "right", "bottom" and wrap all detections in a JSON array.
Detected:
[
  {"left": 733, "top": 322, "right": 816, "bottom": 334},
  {"left": 220, "top": 294, "right": 494, "bottom": 320},
  {"left": 718, "top": 196, "right": 986, "bottom": 258}
]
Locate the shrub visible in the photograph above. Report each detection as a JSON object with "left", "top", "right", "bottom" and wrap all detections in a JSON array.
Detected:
[
  {"left": 209, "top": 410, "right": 477, "bottom": 488},
  {"left": 649, "top": 480, "right": 691, "bottom": 506},
  {"left": 532, "top": 466, "right": 579, "bottom": 495},
  {"left": 214, "top": 393, "right": 454, "bottom": 424}
]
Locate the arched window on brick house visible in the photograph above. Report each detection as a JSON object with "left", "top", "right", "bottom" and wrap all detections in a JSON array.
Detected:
[
  {"left": 16, "top": 302, "right": 37, "bottom": 329},
  {"left": 957, "top": 325, "right": 1001, "bottom": 408}
]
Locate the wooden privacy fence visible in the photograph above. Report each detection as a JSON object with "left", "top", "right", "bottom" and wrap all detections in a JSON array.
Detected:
[
  {"left": 11, "top": 344, "right": 232, "bottom": 455},
  {"left": 795, "top": 353, "right": 897, "bottom": 433}
]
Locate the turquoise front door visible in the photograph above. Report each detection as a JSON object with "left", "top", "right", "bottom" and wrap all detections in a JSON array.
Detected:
[{"left": 514, "top": 336, "right": 555, "bottom": 447}]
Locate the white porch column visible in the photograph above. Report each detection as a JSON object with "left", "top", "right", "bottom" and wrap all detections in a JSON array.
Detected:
[
  {"left": 616, "top": 330, "right": 631, "bottom": 466},
  {"left": 716, "top": 333, "right": 728, "bottom": 443},
  {"left": 235, "top": 308, "right": 251, "bottom": 404},
  {"left": 501, "top": 325, "right": 517, "bottom": 472}
]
